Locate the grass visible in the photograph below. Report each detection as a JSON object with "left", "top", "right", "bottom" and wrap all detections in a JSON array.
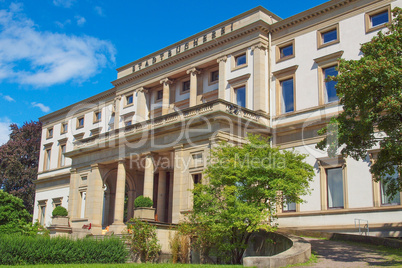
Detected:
[
  {"left": 0, "top": 264, "right": 241, "bottom": 268},
  {"left": 286, "top": 251, "right": 318, "bottom": 267}
]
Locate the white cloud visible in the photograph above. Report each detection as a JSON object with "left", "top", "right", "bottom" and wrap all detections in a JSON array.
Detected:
[
  {"left": 55, "top": 19, "right": 71, "bottom": 28},
  {"left": 0, "top": 4, "right": 116, "bottom": 87},
  {"left": 3, "top": 95, "right": 15, "bottom": 102},
  {"left": 94, "top": 6, "right": 104, "bottom": 17},
  {"left": 31, "top": 102, "right": 50, "bottom": 112},
  {"left": 75, "top": 15, "right": 86, "bottom": 26},
  {"left": 0, "top": 117, "right": 11, "bottom": 145},
  {"left": 53, "top": 0, "right": 76, "bottom": 8}
]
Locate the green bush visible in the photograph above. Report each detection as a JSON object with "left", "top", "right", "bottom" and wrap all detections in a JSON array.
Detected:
[
  {"left": 134, "top": 195, "right": 153, "bottom": 208},
  {"left": 126, "top": 218, "right": 161, "bottom": 262},
  {"left": 52, "top": 206, "right": 68, "bottom": 217},
  {"left": 0, "top": 234, "right": 128, "bottom": 265}
]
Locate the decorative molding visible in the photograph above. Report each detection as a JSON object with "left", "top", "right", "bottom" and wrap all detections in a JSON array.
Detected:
[
  {"left": 217, "top": 55, "right": 228, "bottom": 63},
  {"left": 227, "top": 73, "right": 251, "bottom": 85},
  {"left": 314, "top": 51, "right": 344, "bottom": 65},
  {"left": 186, "top": 67, "right": 202, "bottom": 75},
  {"left": 160, "top": 78, "right": 174, "bottom": 86},
  {"left": 135, "top": 87, "right": 149, "bottom": 94},
  {"left": 251, "top": 42, "right": 268, "bottom": 51},
  {"left": 272, "top": 65, "right": 299, "bottom": 78}
]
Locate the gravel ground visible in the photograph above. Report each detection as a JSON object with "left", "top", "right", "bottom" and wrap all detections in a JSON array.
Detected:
[{"left": 293, "top": 237, "right": 402, "bottom": 267}]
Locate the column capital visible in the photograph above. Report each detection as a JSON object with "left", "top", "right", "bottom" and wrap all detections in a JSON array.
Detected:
[
  {"left": 217, "top": 55, "right": 227, "bottom": 63},
  {"left": 160, "top": 78, "right": 174, "bottom": 86},
  {"left": 115, "top": 95, "right": 122, "bottom": 101},
  {"left": 135, "top": 86, "right": 149, "bottom": 94},
  {"left": 117, "top": 158, "right": 126, "bottom": 164},
  {"left": 251, "top": 42, "right": 268, "bottom": 51},
  {"left": 91, "top": 163, "right": 100, "bottom": 170},
  {"left": 70, "top": 168, "right": 77, "bottom": 174},
  {"left": 186, "top": 67, "right": 202, "bottom": 75}
]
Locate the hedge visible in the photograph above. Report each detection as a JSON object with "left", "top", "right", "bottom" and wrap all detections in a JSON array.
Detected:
[{"left": 0, "top": 234, "right": 128, "bottom": 265}]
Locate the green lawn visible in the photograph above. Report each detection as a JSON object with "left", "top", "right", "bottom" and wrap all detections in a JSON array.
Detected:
[{"left": 0, "top": 264, "right": 241, "bottom": 268}]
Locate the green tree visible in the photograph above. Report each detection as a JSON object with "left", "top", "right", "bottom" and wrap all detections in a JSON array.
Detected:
[
  {"left": 188, "top": 135, "right": 314, "bottom": 264},
  {"left": 0, "top": 121, "right": 42, "bottom": 214},
  {"left": 0, "top": 190, "right": 40, "bottom": 235},
  {"left": 317, "top": 8, "right": 402, "bottom": 196}
]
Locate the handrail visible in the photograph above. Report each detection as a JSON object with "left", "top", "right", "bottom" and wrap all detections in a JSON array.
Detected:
[{"left": 354, "top": 218, "right": 369, "bottom": 236}]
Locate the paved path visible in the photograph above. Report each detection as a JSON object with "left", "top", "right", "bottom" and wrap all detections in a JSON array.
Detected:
[{"left": 294, "top": 237, "right": 401, "bottom": 267}]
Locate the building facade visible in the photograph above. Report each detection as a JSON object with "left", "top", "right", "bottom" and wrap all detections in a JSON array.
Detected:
[{"left": 34, "top": 0, "right": 402, "bottom": 239}]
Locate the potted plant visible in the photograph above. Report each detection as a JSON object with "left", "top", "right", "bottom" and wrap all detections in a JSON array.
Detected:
[
  {"left": 133, "top": 195, "right": 155, "bottom": 220},
  {"left": 51, "top": 206, "right": 69, "bottom": 226}
]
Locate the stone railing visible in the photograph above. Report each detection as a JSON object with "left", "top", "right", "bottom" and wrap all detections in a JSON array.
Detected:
[{"left": 74, "top": 99, "right": 269, "bottom": 150}]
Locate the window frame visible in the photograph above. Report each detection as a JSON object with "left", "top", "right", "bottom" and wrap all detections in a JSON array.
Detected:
[
  {"left": 76, "top": 116, "right": 84, "bottom": 129},
  {"left": 38, "top": 200, "right": 47, "bottom": 226},
  {"left": 273, "top": 65, "right": 298, "bottom": 116},
  {"left": 317, "top": 24, "right": 340, "bottom": 49},
  {"left": 314, "top": 51, "right": 344, "bottom": 106},
  {"left": 227, "top": 73, "right": 250, "bottom": 109},
  {"left": 234, "top": 85, "right": 247, "bottom": 108},
  {"left": 155, "top": 89, "right": 163, "bottom": 102},
  {"left": 276, "top": 39, "right": 295, "bottom": 63},
  {"left": 60, "top": 122, "right": 68, "bottom": 134},
  {"left": 209, "top": 69, "right": 219, "bottom": 85},
  {"left": 46, "top": 127, "right": 53, "bottom": 139},
  {"left": 181, "top": 80, "right": 191, "bottom": 94},
  {"left": 58, "top": 143, "right": 66, "bottom": 168},
  {"left": 231, "top": 50, "right": 248, "bottom": 71},
  {"left": 318, "top": 157, "right": 348, "bottom": 211},
  {"left": 365, "top": 6, "right": 391, "bottom": 33},
  {"left": 125, "top": 94, "right": 134, "bottom": 107},
  {"left": 93, "top": 111, "right": 102, "bottom": 123},
  {"left": 44, "top": 147, "right": 51, "bottom": 171}
]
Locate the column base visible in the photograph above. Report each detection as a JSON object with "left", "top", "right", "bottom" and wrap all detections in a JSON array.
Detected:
[
  {"left": 108, "top": 223, "right": 127, "bottom": 234},
  {"left": 90, "top": 225, "right": 103, "bottom": 235}
]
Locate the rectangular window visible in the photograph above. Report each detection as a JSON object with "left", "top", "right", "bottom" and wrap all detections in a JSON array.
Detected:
[
  {"left": 280, "top": 44, "right": 293, "bottom": 58},
  {"left": 235, "top": 86, "right": 246, "bottom": 108},
  {"left": 323, "top": 66, "right": 338, "bottom": 103},
  {"left": 322, "top": 29, "right": 337, "bottom": 44},
  {"left": 193, "top": 174, "right": 202, "bottom": 185},
  {"left": 156, "top": 90, "right": 163, "bottom": 101},
  {"left": 182, "top": 80, "right": 190, "bottom": 93},
  {"left": 47, "top": 128, "right": 53, "bottom": 139},
  {"left": 211, "top": 70, "right": 219, "bottom": 83},
  {"left": 94, "top": 111, "right": 101, "bottom": 123},
  {"left": 365, "top": 7, "right": 390, "bottom": 33},
  {"left": 59, "top": 144, "right": 66, "bottom": 167},
  {"left": 77, "top": 117, "right": 84, "bottom": 129},
  {"left": 280, "top": 78, "right": 294, "bottom": 114},
  {"left": 317, "top": 24, "right": 339, "bottom": 48},
  {"left": 125, "top": 120, "right": 132, "bottom": 126},
  {"left": 39, "top": 204, "right": 46, "bottom": 225},
  {"left": 61, "top": 123, "right": 68, "bottom": 134},
  {"left": 126, "top": 95, "right": 133, "bottom": 106},
  {"left": 371, "top": 11, "right": 389, "bottom": 27},
  {"left": 45, "top": 149, "right": 51, "bottom": 170},
  {"left": 327, "top": 167, "right": 344, "bottom": 209},
  {"left": 380, "top": 170, "right": 400, "bottom": 205},
  {"left": 235, "top": 54, "right": 246, "bottom": 66},
  {"left": 80, "top": 191, "right": 86, "bottom": 218},
  {"left": 282, "top": 197, "right": 296, "bottom": 212}
]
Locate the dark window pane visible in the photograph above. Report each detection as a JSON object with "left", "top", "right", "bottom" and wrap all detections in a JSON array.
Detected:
[
  {"left": 327, "top": 167, "right": 344, "bottom": 208},
  {"left": 157, "top": 90, "right": 163, "bottom": 100},
  {"left": 281, "top": 78, "right": 294, "bottom": 113},
  {"left": 183, "top": 81, "right": 190, "bottom": 92},
  {"left": 380, "top": 169, "right": 400, "bottom": 205},
  {"left": 371, "top": 11, "right": 389, "bottom": 27},
  {"left": 322, "top": 29, "right": 337, "bottom": 43},
  {"left": 280, "top": 44, "right": 293, "bottom": 58},
  {"left": 211, "top": 70, "right": 219, "bottom": 82},
  {"left": 236, "top": 86, "right": 246, "bottom": 108},
  {"left": 127, "top": 95, "right": 133, "bottom": 104},
  {"left": 236, "top": 54, "right": 246, "bottom": 66},
  {"left": 324, "top": 66, "right": 338, "bottom": 103}
]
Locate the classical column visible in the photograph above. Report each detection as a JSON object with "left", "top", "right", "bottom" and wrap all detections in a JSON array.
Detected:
[
  {"left": 217, "top": 56, "right": 227, "bottom": 100},
  {"left": 172, "top": 144, "right": 184, "bottom": 223},
  {"left": 68, "top": 169, "right": 80, "bottom": 219},
  {"left": 160, "top": 78, "right": 173, "bottom": 115},
  {"left": 126, "top": 190, "right": 135, "bottom": 220},
  {"left": 135, "top": 87, "right": 148, "bottom": 122},
  {"left": 143, "top": 154, "right": 155, "bottom": 200},
  {"left": 157, "top": 169, "right": 166, "bottom": 222},
  {"left": 86, "top": 164, "right": 103, "bottom": 234},
  {"left": 186, "top": 68, "right": 201, "bottom": 107},
  {"left": 113, "top": 95, "right": 122, "bottom": 129},
  {"left": 252, "top": 43, "right": 268, "bottom": 113},
  {"left": 112, "top": 159, "right": 126, "bottom": 225}
]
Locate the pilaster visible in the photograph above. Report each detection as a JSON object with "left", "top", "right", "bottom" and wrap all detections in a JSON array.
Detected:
[
  {"left": 186, "top": 68, "right": 202, "bottom": 107},
  {"left": 135, "top": 87, "right": 148, "bottom": 122},
  {"left": 143, "top": 154, "right": 155, "bottom": 200},
  {"left": 217, "top": 56, "right": 227, "bottom": 100},
  {"left": 160, "top": 78, "right": 173, "bottom": 115},
  {"left": 86, "top": 164, "right": 103, "bottom": 235},
  {"left": 252, "top": 43, "right": 268, "bottom": 113}
]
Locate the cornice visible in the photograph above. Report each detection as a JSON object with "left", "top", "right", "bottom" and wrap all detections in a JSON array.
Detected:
[{"left": 112, "top": 21, "right": 270, "bottom": 88}]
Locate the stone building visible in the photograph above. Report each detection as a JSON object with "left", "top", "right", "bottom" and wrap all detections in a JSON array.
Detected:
[{"left": 34, "top": 0, "right": 401, "bottom": 242}]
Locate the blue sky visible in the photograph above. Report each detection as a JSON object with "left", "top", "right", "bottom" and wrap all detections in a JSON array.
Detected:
[{"left": 0, "top": 0, "right": 327, "bottom": 144}]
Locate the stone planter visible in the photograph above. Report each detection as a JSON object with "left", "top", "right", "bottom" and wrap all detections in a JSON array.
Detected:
[
  {"left": 51, "top": 216, "right": 69, "bottom": 226},
  {"left": 133, "top": 207, "right": 155, "bottom": 220}
]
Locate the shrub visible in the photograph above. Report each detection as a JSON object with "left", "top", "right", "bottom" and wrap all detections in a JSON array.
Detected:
[
  {"left": 134, "top": 195, "right": 153, "bottom": 208},
  {"left": 0, "top": 234, "right": 128, "bottom": 265},
  {"left": 126, "top": 218, "right": 161, "bottom": 263},
  {"left": 52, "top": 206, "right": 68, "bottom": 217}
]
